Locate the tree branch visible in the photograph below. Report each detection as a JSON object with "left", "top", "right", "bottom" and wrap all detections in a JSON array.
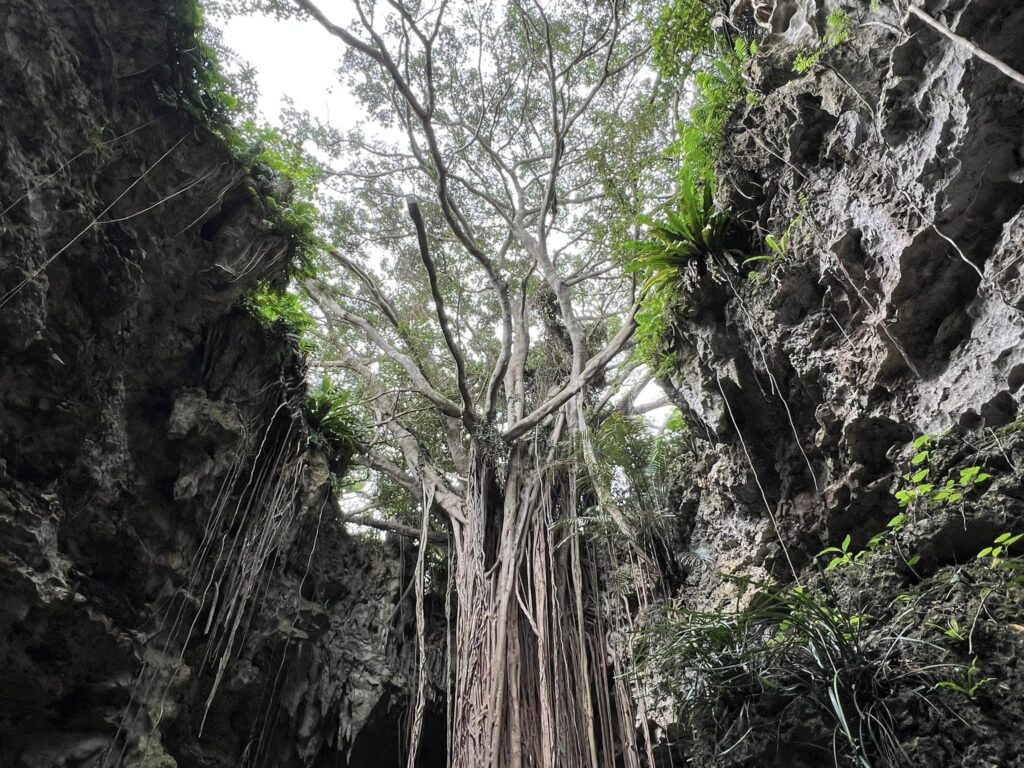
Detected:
[
  {"left": 502, "top": 295, "right": 641, "bottom": 441},
  {"left": 906, "top": 6, "right": 1024, "bottom": 88},
  {"left": 406, "top": 195, "right": 476, "bottom": 428},
  {"left": 306, "top": 281, "right": 465, "bottom": 420}
]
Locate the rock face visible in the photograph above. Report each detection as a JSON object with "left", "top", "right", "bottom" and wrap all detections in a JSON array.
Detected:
[
  {"left": 654, "top": 0, "right": 1024, "bottom": 764},
  {"left": 0, "top": 1, "right": 440, "bottom": 766}
]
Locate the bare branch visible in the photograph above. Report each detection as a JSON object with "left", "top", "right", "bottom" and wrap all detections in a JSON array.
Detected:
[
  {"left": 332, "top": 494, "right": 448, "bottom": 544},
  {"left": 502, "top": 295, "right": 641, "bottom": 441},
  {"left": 407, "top": 195, "right": 476, "bottom": 427},
  {"left": 306, "top": 282, "right": 464, "bottom": 419}
]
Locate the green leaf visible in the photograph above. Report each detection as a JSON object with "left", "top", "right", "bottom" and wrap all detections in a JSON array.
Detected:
[
  {"left": 959, "top": 466, "right": 980, "bottom": 484},
  {"left": 911, "top": 450, "right": 929, "bottom": 466},
  {"left": 913, "top": 434, "right": 932, "bottom": 451},
  {"left": 911, "top": 468, "right": 930, "bottom": 483},
  {"left": 977, "top": 547, "right": 993, "bottom": 559},
  {"left": 887, "top": 513, "right": 906, "bottom": 529}
]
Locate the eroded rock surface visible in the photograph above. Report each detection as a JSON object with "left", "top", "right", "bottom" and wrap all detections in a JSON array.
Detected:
[
  {"left": 0, "top": 1, "right": 437, "bottom": 766},
  {"left": 655, "top": 0, "right": 1024, "bottom": 764}
]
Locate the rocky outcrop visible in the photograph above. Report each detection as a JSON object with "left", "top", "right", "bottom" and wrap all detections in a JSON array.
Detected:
[
  {"left": 0, "top": 1, "right": 437, "bottom": 766},
  {"left": 655, "top": 0, "right": 1024, "bottom": 764},
  {"left": 4, "top": 0, "right": 1024, "bottom": 765},
  {"left": 664, "top": 0, "right": 1024, "bottom": 590}
]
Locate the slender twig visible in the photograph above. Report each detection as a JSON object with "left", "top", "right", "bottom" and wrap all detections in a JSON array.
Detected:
[{"left": 906, "top": 6, "right": 1024, "bottom": 88}]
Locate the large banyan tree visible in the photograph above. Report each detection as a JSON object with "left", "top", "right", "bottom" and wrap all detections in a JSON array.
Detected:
[{"left": 249, "top": 0, "right": 678, "bottom": 764}]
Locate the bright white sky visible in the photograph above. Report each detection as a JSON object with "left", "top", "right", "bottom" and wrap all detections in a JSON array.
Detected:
[{"left": 219, "top": 11, "right": 356, "bottom": 127}]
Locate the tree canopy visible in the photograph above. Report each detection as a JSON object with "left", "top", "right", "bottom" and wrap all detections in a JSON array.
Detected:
[{"left": 209, "top": 0, "right": 716, "bottom": 765}]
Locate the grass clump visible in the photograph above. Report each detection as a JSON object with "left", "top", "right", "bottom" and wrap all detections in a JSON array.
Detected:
[{"left": 637, "top": 578, "right": 932, "bottom": 767}]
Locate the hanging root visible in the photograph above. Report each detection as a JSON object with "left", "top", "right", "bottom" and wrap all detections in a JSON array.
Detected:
[
  {"left": 450, "top": 423, "right": 656, "bottom": 768},
  {"left": 106, "top": 376, "right": 310, "bottom": 765}
]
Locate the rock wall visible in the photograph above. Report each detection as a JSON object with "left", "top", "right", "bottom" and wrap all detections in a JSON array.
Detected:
[
  {"left": 0, "top": 1, "right": 440, "bottom": 766},
  {"left": 655, "top": 0, "right": 1024, "bottom": 764}
]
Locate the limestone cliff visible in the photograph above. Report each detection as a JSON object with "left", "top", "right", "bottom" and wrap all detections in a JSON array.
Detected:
[
  {"left": 0, "top": 1, "right": 440, "bottom": 766},
  {"left": 3, "top": 0, "right": 1024, "bottom": 766},
  {"left": 653, "top": 0, "right": 1024, "bottom": 764}
]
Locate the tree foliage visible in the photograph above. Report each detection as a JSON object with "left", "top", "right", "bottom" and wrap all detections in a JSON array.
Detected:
[
  {"left": 207, "top": 0, "right": 732, "bottom": 764},
  {"left": 650, "top": 0, "right": 718, "bottom": 79}
]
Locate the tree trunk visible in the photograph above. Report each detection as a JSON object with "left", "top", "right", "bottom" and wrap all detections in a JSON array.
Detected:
[{"left": 449, "top": 439, "right": 638, "bottom": 768}]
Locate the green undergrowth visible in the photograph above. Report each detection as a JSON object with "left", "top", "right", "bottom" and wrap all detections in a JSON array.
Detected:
[
  {"left": 242, "top": 282, "right": 317, "bottom": 352},
  {"left": 626, "top": 167, "right": 735, "bottom": 373},
  {"left": 630, "top": 9, "right": 756, "bottom": 372},
  {"left": 671, "top": 38, "right": 757, "bottom": 185},
  {"left": 637, "top": 576, "right": 924, "bottom": 767},
  {"left": 167, "top": 1, "right": 364, "bottom": 478},
  {"left": 638, "top": 427, "right": 1024, "bottom": 766},
  {"left": 583, "top": 410, "right": 692, "bottom": 532},
  {"left": 793, "top": 7, "right": 853, "bottom": 73}
]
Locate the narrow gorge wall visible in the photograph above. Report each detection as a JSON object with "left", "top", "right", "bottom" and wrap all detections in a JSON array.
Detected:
[
  {"left": 664, "top": 0, "right": 1024, "bottom": 592},
  {"left": 0, "top": 2, "right": 441, "bottom": 766},
  {"left": 653, "top": 0, "right": 1024, "bottom": 764}
]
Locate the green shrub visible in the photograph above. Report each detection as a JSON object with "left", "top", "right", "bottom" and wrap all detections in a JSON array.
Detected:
[
  {"left": 637, "top": 578, "right": 929, "bottom": 766},
  {"left": 244, "top": 282, "right": 317, "bottom": 350},
  {"left": 628, "top": 170, "right": 733, "bottom": 289},
  {"left": 793, "top": 7, "right": 852, "bottom": 73},
  {"left": 162, "top": 0, "right": 253, "bottom": 127},
  {"left": 630, "top": 7, "right": 755, "bottom": 369},
  {"left": 626, "top": 169, "right": 735, "bottom": 369},
  {"left": 894, "top": 435, "right": 993, "bottom": 509},
  {"left": 672, "top": 39, "right": 755, "bottom": 184},
  {"left": 165, "top": 0, "right": 324, "bottom": 266},
  {"left": 228, "top": 121, "right": 327, "bottom": 277},
  {"left": 305, "top": 378, "right": 365, "bottom": 466},
  {"left": 164, "top": 0, "right": 327, "bottom": 351},
  {"left": 632, "top": 282, "right": 679, "bottom": 373}
]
